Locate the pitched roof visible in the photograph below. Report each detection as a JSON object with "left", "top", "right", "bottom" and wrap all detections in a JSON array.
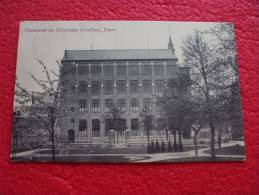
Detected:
[{"left": 62, "top": 49, "right": 177, "bottom": 61}]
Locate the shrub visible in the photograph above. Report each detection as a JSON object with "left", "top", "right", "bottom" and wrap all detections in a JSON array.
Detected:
[
  {"left": 168, "top": 139, "right": 172, "bottom": 152},
  {"left": 161, "top": 140, "right": 166, "bottom": 153},
  {"left": 150, "top": 140, "right": 155, "bottom": 153},
  {"left": 173, "top": 140, "right": 178, "bottom": 152},
  {"left": 147, "top": 142, "right": 151, "bottom": 153},
  {"left": 155, "top": 140, "right": 160, "bottom": 153}
]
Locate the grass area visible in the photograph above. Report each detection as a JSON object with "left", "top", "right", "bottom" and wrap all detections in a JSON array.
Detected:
[
  {"left": 12, "top": 155, "right": 150, "bottom": 163},
  {"left": 158, "top": 155, "right": 245, "bottom": 163},
  {"left": 33, "top": 145, "right": 207, "bottom": 155},
  {"left": 203, "top": 145, "right": 245, "bottom": 156}
]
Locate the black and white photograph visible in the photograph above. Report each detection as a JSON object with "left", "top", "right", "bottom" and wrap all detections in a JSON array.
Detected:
[{"left": 11, "top": 21, "right": 245, "bottom": 163}]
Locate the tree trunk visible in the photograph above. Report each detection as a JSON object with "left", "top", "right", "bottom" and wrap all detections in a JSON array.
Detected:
[
  {"left": 14, "top": 130, "right": 18, "bottom": 158},
  {"left": 194, "top": 132, "right": 198, "bottom": 157},
  {"left": 178, "top": 129, "right": 183, "bottom": 152},
  {"left": 165, "top": 125, "right": 169, "bottom": 141},
  {"left": 117, "top": 131, "right": 119, "bottom": 143},
  {"left": 147, "top": 129, "right": 150, "bottom": 144},
  {"left": 218, "top": 128, "right": 222, "bottom": 149},
  {"left": 218, "top": 133, "right": 222, "bottom": 149},
  {"left": 209, "top": 121, "right": 216, "bottom": 161},
  {"left": 173, "top": 131, "right": 177, "bottom": 151},
  {"left": 50, "top": 107, "right": 55, "bottom": 162}
]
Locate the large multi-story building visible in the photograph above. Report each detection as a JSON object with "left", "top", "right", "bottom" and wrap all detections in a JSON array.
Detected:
[{"left": 58, "top": 36, "right": 189, "bottom": 143}]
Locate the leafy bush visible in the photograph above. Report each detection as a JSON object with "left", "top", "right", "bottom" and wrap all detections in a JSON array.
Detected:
[
  {"left": 150, "top": 140, "right": 155, "bottom": 153},
  {"left": 147, "top": 142, "right": 151, "bottom": 153},
  {"left": 161, "top": 140, "right": 166, "bottom": 152},
  {"left": 155, "top": 140, "right": 160, "bottom": 153},
  {"left": 168, "top": 139, "right": 172, "bottom": 152}
]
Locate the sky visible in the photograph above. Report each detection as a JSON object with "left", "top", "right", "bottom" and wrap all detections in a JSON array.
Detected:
[{"left": 16, "top": 21, "right": 221, "bottom": 92}]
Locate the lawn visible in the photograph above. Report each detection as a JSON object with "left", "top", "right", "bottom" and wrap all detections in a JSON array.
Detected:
[
  {"left": 11, "top": 145, "right": 209, "bottom": 163},
  {"left": 33, "top": 145, "right": 207, "bottom": 155},
  {"left": 203, "top": 145, "right": 245, "bottom": 156},
  {"left": 13, "top": 155, "right": 150, "bottom": 163},
  {"left": 158, "top": 155, "right": 245, "bottom": 163}
]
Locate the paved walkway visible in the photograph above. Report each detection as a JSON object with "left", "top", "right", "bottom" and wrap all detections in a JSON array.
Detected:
[
  {"left": 11, "top": 148, "right": 50, "bottom": 158},
  {"left": 11, "top": 141, "right": 244, "bottom": 162},
  {"left": 136, "top": 141, "right": 244, "bottom": 162}
]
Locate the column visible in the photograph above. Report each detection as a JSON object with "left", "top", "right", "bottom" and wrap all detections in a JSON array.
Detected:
[
  {"left": 113, "top": 62, "right": 117, "bottom": 97},
  {"left": 88, "top": 63, "right": 92, "bottom": 143},
  {"left": 138, "top": 62, "right": 143, "bottom": 136},
  {"left": 164, "top": 61, "right": 167, "bottom": 82},
  {"left": 100, "top": 62, "right": 104, "bottom": 140},
  {"left": 74, "top": 62, "right": 79, "bottom": 142},
  {"left": 126, "top": 62, "right": 131, "bottom": 131},
  {"left": 151, "top": 61, "right": 155, "bottom": 136}
]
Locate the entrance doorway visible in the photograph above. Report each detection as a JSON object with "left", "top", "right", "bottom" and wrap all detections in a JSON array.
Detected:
[{"left": 68, "top": 129, "right": 75, "bottom": 143}]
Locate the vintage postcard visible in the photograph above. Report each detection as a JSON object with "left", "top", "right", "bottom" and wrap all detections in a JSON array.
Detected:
[{"left": 11, "top": 21, "right": 245, "bottom": 162}]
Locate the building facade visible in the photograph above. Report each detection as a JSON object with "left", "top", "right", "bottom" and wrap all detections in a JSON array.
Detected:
[{"left": 58, "top": 37, "right": 188, "bottom": 143}]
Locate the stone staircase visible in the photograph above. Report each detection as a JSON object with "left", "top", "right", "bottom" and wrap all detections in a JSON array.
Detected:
[{"left": 57, "top": 134, "right": 203, "bottom": 150}]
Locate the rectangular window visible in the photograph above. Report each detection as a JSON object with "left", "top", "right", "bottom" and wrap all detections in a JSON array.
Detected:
[
  {"left": 60, "top": 79, "right": 67, "bottom": 86},
  {"left": 70, "top": 68, "right": 76, "bottom": 80},
  {"left": 92, "top": 119, "right": 100, "bottom": 137},
  {"left": 91, "top": 65, "right": 101, "bottom": 75},
  {"left": 118, "top": 98, "right": 126, "bottom": 112},
  {"left": 143, "top": 98, "right": 152, "bottom": 111},
  {"left": 117, "top": 80, "right": 126, "bottom": 94},
  {"left": 129, "top": 64, "right": 139, "bottom": 75},
  {"left": 61, "top": 68, "right": 68, "bottom": 77},
  {"left": 130, "top": 80, "right": 138, "bottom": 93},
  {"left": 141, "top": 65, "right": 152, "bottom": 75},
  {"left": 91, "top": 81, "right": 101, "bottom": 95},
  {"left": 130, "top": 98, "right": 139, "bottom": 112},
  {"left": 104, "top": 119, "right": 113, "bottom": 136},
  {"left": 61, "top": 88, "right": 67, "bottom": 96},
  {"left": 104, "top": 80, "right": 113, "bottom": 95},
  {"left": 157, "top": 118, "right": 166, "bottom": 135},
  {"left": 104, "top": 99, "right": 113, "bottom": 112},
  {"left": 131, "top": 118, "right": 139, "bottom": 136},
  {"left": 154, "top": 64, "right": 164, "bottom": 75},
  {"left": 79, "top": 65, "right": 89, "bottom": 75},
  {"left": 104, "top": 65, "right": 114, "bottom": 76},
  {"left": 71, "top": 68, "right": 76, "bottom": 75},
  {"left": 70, "top": 86, "right": 76, "bottom": 94},
  {"left": 143, "top": 80, "right": 152, "bottom": 92},
  {"left": 92, "top": 99, "right": 100, "bottom": 112},
  {"left": 166, "top": 64, "right": 175, "bottom": 74},
  {"left": 78, "top": 81, "right": 88, "bottom": 94},
  {"left": 79, "top": 99, "right": 88, "bottom": 112},
  {"left": 79, "top": 119, "right": 87, "bottom": 131},
  {"left": 117, "top": 65, "right": 126, "bottom": 76},
  {"left": 155, "top": 79, "right": 164, "bottom": 93},
  {"left": 117, "top": 119, "right": 126, "bottom": 137}
]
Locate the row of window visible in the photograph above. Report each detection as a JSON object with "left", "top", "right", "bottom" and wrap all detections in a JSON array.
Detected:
[
  {"left": 67, "top": 79, "right": 165, "bottom": 95},
  {"left": 75, "top": 117, "right": 167, "bottom": 137},
  {"left": 77, "top": 98, "right": 152, "bottom": 113},
  {"left": 63, "top": 64, "right": 175, "bottom": 77}
]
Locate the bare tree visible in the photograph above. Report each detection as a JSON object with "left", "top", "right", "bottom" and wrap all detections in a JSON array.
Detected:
[
  {"left": 158, "top": 69, "right": 192, "bottom": 152},
  {"left": 208, "top": 23, "right": 243, "bottom": 140},
  {"left": 14, "top": 58, "right": 62, "bottom": 162},
  {"left": 139, "top": 106, "right": 155, "bottom": 145},
  {"left": 181, "top": 30, "right": 232, "bottom": 160},
  {"left": 189, "top": 103, "right": 207, "bottom": 157},
  {"left": 102, "top": 102, "right": 125, "bottom": 143},
  {"left": 208, "top": 23, "right": 238, "bottom": 79}
]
